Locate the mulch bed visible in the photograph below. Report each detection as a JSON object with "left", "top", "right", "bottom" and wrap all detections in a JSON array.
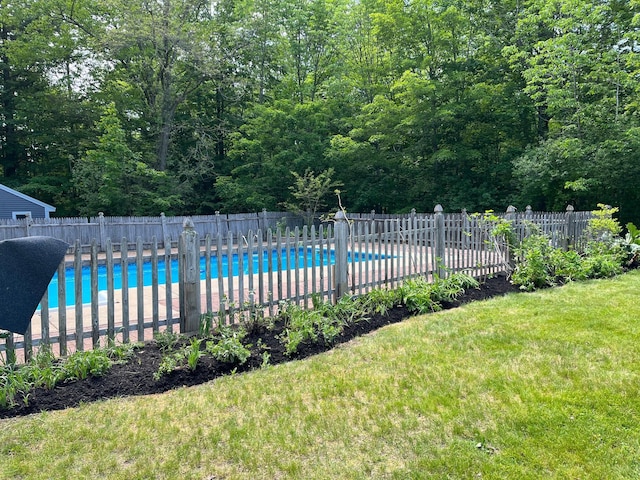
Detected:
[{"left": 1, "top": 276, "right": 520, "bottom": 419}]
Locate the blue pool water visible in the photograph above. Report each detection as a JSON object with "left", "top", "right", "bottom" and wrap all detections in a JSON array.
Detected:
[{"left": 45, "top": 247, "right": 379, "bottom": 309}]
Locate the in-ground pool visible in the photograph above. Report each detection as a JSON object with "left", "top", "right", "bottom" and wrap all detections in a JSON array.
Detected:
[{"left": 45, "top": 247, "right": 382, "bottom": 309}]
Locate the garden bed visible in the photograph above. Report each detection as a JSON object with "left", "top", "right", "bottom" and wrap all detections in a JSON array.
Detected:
[{"left": 0, "top": 276, "right": 519, "bottom": 419}]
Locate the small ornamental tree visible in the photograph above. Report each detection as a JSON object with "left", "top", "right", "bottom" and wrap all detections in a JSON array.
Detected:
[{"left": 284, "top": 168, "right": 342, "bottom": 226}]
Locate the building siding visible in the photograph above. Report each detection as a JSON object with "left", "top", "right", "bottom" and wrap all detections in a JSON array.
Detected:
[{"left": 0, "top": 185, "right": 54, "bottom": 219}]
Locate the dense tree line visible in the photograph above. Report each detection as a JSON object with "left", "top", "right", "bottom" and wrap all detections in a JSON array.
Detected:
[{"left": 1, "top": 0, "right": 639, "bottom": 224}]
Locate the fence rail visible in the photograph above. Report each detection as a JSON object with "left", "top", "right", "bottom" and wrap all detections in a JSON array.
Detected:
[{"left": 0, "top": 206, "right": 592, "bottom": 363}]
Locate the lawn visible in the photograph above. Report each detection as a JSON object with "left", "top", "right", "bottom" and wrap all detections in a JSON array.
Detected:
[{"left": 2, "top": 271, "right": 640, "bottom": 479}]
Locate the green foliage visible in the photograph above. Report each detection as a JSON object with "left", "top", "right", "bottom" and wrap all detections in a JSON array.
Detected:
[
  {"left": 278, "top": 295, "right": 356, "bottom": 356},
  {"left": 581, "top": 242, "right": 625, "bottom": 279},
  {"left": 185, "top": 338, "right": 204, "bottom": 371},
  {"left": 625, "top": 223, "right": 640, "bottom": 245},
  {"left": 154, "top": 330, "right": 182, "bottom": 353},
  {"left": 199, "top": 312, "right": 215, "bottom": 337},
  {"left": 72, "top": 103, "right": 183, "bottom": 216},
  {"left": 153, "top": 337, "right": 204, "bottom": 380},
  {"left": 511, "top": 234, "right": 557, "bottom": 291},
  {"left": 206, "top": 326, "right": 251, "bottom": 365},
  {"left": 472, "top": 210, "right": 517, "bottom": 273},
  {"left": 357, "top": 288, "right": 401, "bottom": 316},
  {"left": 62, "top": 350, "right": 113, "bottom": 381},
  {"left": 279, "top": 303, "right": 325, "bottom": 356},
  {"left": 473, "top": 210, "right": 517, "bottom": 248},
  {"left": 4, "top": 0, "right": 640, "bottom": 222},
  {"left": 283, "top": 168, "right": 343, "bottom": 226},
  {"left": 400, "top": 273, "right": 480, "bottom": 314},
  {"left": 102, "top": 338, "right": 141, "bottom": 363},
  {"left": 0, "top": 341, "right": 141, "bottom": 409},
  {"left": 400, "top": 277, "right": 441, "bottom": 314},
  {"left": 0, "top": 364, "right": 33, "bottom": 409},
  {"left": 586, "top": 204, "right": 622, "bottom": 242},
  {"left": 154, "top": 326, "right": 251, "bottom": 380},
  {"left": 623, "top": 222, "right": 640, "bottom": 265},
  {"left": 511, "top": 214, "right": 627, "bottom": 291},
  {"left": 153, "top": 352, "right": 185, "bottom": 381}
]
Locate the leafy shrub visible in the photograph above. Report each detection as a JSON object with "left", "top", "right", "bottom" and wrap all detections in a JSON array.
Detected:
[
  {"left": 581, "top": 241, "right": 625, "bottom": 279},
  {"left": 278, "top": 298, "right": 347, "bottom": 356},
  {"left": 400, "top": 276, "right": 441, "bottom": 313},
  {"left": 548, "top": 248, "right": 588, "bottom": 283},
  {"left": 154, "top": 330, "right": 182, "bottom": 353},
  {"left": 400, "top": 273, "right": 479, "bottom": 313},
  {"left": 511, "top": 205, "right": 629, "bottom": 291},
  {"left": 623, "top": 222, "right": 640, "bottom": 266},
  {"left": 206, "top": 325, "right": 251, "bottom": 365},
  {"left": 585, "top": 204, "right": 622, "bottom": 243},
  {"left": 358, "top": 288, "right": 401, "bottom": 316},
  {"left": 511, "top": 234, "right": 557, "bottom": 291},
  {"left": 63, "top": 350, "right": 113, "bottom": 380}
]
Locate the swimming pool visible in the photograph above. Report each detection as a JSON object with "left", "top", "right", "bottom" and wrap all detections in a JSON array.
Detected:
[{"left": 45, "top": 247, "right": 380, "bottom": 309}]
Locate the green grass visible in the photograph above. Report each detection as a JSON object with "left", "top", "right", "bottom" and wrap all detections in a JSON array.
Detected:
[{"left": 2, "top": 272, "right": 640, "bottom": 479}]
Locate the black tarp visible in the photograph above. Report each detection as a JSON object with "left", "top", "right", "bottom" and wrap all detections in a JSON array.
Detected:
[{"left": 0, "top": 237, "right": 68, "bottom": 335}]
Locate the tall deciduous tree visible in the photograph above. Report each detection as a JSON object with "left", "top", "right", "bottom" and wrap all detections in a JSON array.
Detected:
[
  {"left": 73, "top": 103, "right": 182, "bottom": 215},
  {"left": 98, "top": 0, "right": 219, "bottom": 171},
  {"left": 507, "top": 0, "right": 640, "bottom": 222}
]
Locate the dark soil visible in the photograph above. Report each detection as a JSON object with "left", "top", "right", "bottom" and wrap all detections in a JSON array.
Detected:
[{"left": 1, "top": 276, "right": 520, "bottom": 419}]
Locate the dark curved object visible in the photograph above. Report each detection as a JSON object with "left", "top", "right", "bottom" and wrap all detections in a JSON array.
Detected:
[{"left": 0, "top": 236, "right": 68, "bottom": 335}]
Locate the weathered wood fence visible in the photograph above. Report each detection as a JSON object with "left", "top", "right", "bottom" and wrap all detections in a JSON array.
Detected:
[
  {"left": 0, "top": 205, "right": 591, "bottom": 363},
  {"left": 0, "top": 210, "right": 303, "bottom": 250}
]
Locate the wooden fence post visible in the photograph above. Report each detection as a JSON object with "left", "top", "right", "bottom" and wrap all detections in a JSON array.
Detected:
[
  {"left": 525, "top": 205, "right": 533, "bottom": 220},
  {"left": 214, "top": 211, "right": 221, "bottom": 236},
  {"left": 98, "top": 212, "right": 106, "bottom": 252},
  {"left": 461, "top": 208, "right": 469, "bottom": 249},
  {"left": 505, "top": 205, "right": 517, "bottom": 269},
  {"left": 24, "top": 212, "right": 32, "bottom": 237},
  {"left": 434, "top": 204, "right": 446, "bottom": 278},
  {"left": 261, "top": 208, "right": 268, "bottom": 239},
  {"left": 160, "top": 212, "right": 167, "bottom": 248},
  {"left": 334, "top": 210, "right": 349, "bottom": 302},
  {"left": 179, "top": 218, "right": 201, "bottom": 334},
  {"left": 565, "top": 204, "right": 575, "bottom": 250}
]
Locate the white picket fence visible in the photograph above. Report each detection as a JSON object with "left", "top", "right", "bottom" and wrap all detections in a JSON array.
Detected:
[{"left": 0, "top": 206, "right": 591, "bottom": 363}]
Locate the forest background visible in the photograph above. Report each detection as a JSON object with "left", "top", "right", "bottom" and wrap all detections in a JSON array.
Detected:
[{"left": 2, "top": 0, "right": 640, "bottom": 225}]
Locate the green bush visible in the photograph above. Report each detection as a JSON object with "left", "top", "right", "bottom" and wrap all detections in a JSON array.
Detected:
[
  {"left": 400, "top": 273, "right": 479, "bottom": 313},
  {"left": 206, "top": 325, "right": 251, "bottom": 365},
  {"left": 581, "top": 241, "right": 625, "bottom": 279},
  {"left": 63, "top": 350, "right": 113, "bottom": 380},
  {"left": 278, "top": 297, "right": 348, "bottom": 356},
  {"left": 511, "top": 234, "right": 557, "bottom": 291},
  {"left": 511, "top": 205, "right": 629, "bottom": 291},
  {"left": 358, "top": 288, "right": 402, "bottom": 316}
]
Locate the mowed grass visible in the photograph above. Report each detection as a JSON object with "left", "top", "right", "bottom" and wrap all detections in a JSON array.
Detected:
[{"left": 2, "top": 272, "right": 640, "bottom": 479}]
